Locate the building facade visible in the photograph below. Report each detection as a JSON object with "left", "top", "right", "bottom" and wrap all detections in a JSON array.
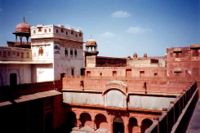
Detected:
[
  {"left": 0, "top": 21, "right": 84, "bottom": 86},
  {"left": 0, "top": 20, "right": 199, "bottom": 133}
]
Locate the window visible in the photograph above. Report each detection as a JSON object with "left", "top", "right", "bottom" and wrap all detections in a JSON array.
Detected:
[
  {"left": 38, "top": 27, "right": 42, "bottom": 32},
  {"left": 66, "top": 31, "right": 68, "bottom": 35},
  {"left": 26, "top": 52, "right": 29, "bottom": 58},
  {"left": 79, "top": 32, "right": 82, "bottom": 37},
  {"left": 3, "top": 51, "right": 6, "bottom": 57},
  {"left": 74, "top": 50, "right": 77, "bottom": 56},
  {"left": 21, "top": 52, "right": 24, "bottom": 58},
  {"left": 112, "top": 71, "right": 117, "bottom": 77},
  {"left": 154, "top": 72, "right": 158, "bottom": 76},
  {"left": 80, "top": 68, "right": 85, "bottom": 76},
  {"left": 140, "top": 71, "right": 145, "bottom": 77},
  {"left": 150, "top": 59, "right": 158, "bottom": 64},
  {"left": 8, "top": 51, "right": 10, "bottom": 56},
  {"left": 49, "top": 29, "right": 51, "bottom": 32},
  {"left": 33, "top": 30, "right": 36, "bottom": 34},
  {"left": 86, "top": 71, "right": 91, "bottom": 77},
  {"left": 70, "top": 49, "right": 73, "bottom": 56},
  {"left": 71, "top": 30, "right": 74, "bottom": 35},
  {"left": 71, "top": 68, "right": 74, "bottom": 76},
  {"left": 61, "top": 28, "right": 64, "bottom": 33},
  {"left": 65, "top": 48, "right": 68, "bottom": 56},
  {"left": 126, "top": 69, "right": 132, "bottom": 77},
  {"left": 44, "top": 29, "right": 47, "bottom": 33},
  {"left": 100, "top": 72, "right": 102, "bottom": 76},
  {"left": 60, "top": 73, "right": 65, "bottom": 79},
  {"left": 56, "top": 29, "right": 59, "bottom": 33}
]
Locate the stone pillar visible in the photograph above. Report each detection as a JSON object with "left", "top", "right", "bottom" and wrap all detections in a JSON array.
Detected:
[
  {"left": 137, "top": 118, "right": 143, "bottom": 133},
  {"left": 124, "top": 120, "right": 129, "bottom": 133},
  {"left": 108, "top": 115, "right": 114, "bottom": 133},
  {"left": 20, "top": 36, "right": 22, "bottom": 45}
]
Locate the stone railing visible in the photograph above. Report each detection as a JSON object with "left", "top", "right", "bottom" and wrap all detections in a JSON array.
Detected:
[
  {"left": 0, "top": 80, "right": 62, "bottom": 102},
  {"left": 145, "top": 82, "right": 198, "bottom": 133}
]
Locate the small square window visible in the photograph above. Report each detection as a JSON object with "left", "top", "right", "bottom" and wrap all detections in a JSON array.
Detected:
[{"left": 38, "top": 27, "right": 42, "bottom": 32}]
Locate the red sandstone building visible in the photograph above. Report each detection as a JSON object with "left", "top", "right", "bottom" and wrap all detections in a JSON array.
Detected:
[
  {"left": 0, "top": 21, "right": 199, "bottom": 133},
  {"left": 62, "top": 40, "right": 200, "bottom": 133}
]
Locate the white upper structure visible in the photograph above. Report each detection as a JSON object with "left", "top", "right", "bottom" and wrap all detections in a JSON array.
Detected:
[
  {"left": 30, "top": 24, "right": 84, "bottom": 82},
  {"left": 0, "top": 22, "right": 84, "bottom": 86}
]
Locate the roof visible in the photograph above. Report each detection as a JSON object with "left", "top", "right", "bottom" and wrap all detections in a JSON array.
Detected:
[
  {"left": 86, "top": 39, "right": 97, "bottom": 47},
  {"left": 15, "top": 90, "right": 61, "bottom": 103},
  {"left": 0, "top": 61, "right": 53, "bottom": 64},
  {"left": 15, "top": 21, "right": 30, "bottom": 33}
]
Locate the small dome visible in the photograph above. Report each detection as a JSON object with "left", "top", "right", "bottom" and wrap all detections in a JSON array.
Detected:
[
  {"left": 16, "top": 21, "right": 30, "bottom": 33},
  {"left": 86, "top": 39, "right": 97, "bottom": 47}
]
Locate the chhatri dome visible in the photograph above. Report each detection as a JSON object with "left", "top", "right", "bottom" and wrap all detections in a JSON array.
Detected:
[
  {"left": 12, "top": 17, "right": 31, "bottom": 46},
  {"left": 86, "top": 39, "right": 97, "bottom": 47},
  {"left": 85, "top": 38, "right": 99, "bottom": 56},
  {"left": 15, "top": 17, "right": 30, "bottom": 33}
]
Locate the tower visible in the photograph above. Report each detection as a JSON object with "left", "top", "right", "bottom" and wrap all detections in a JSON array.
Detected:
[
  {"left": 85, "top": 39, "right": 99, "bottom": 56},
  {"left": 13, "top": 17, "right": 30, "bottom": 47}
]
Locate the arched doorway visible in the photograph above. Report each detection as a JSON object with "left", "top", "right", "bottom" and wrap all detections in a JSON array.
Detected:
[
  {"left": 80, "top": 112, "right": 92, "bottom": 127},
  {"left": 113, "top": 117, "right": 124, "bottom": 133},
  {"left": 67, "top": 111, "right": 77, "bottom": 128},
  {"left": 128, "top": 117, "right": 138, "bottom": 133},
  {"left": 10, "top": 73, "right": 17, "bottom": 86},
  {"left": 95, "top": 114, "right": 107, "bottom": 129},
  {"left": 141, "top": 118, "right": 153, "bottom": 133}
]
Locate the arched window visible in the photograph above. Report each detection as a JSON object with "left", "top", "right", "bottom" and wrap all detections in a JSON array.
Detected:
[
  {"left": 141, "top": 118, "right": 153, "bottom": 133},
  {"left": 95, "top": 114, "right": 107, "bottom": 129},
  {"left": 113, "top": 117, "right": 124, "bottom": 133},
  {"left": 128, "top": 117, "right": 138, "bottom": 133},
  {"left": 80, "top": 113, "right": 92, "bottom": 127}
]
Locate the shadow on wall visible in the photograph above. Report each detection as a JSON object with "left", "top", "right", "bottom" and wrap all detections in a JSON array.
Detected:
[{"left": 54, "top": 104, "right": 76, "bottom": 133}]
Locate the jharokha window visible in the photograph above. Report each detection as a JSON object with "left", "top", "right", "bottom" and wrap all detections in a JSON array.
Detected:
[{"left": 38, "top": 47, "right": 44, "bottom": 56}]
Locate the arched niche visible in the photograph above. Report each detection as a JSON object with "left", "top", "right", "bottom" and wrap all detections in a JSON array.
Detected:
[{"left": 104, "top": 89, "right": 126, "bottom": 108}]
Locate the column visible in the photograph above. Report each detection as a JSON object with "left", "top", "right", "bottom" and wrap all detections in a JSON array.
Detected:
[{"left": 108, "top": 115, "right": 114, "bottom": 133}]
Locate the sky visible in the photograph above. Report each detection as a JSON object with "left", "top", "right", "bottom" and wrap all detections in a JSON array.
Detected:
[{"left": 0, "top": 0, "right": 199, "bottom": 57}]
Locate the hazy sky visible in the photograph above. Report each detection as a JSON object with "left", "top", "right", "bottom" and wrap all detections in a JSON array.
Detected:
[{"left": 0, "top": 0, "right": 199, "bottom": 57}]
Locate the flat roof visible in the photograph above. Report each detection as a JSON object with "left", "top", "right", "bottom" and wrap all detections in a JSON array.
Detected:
[{"left": 0, "top": 61, "right": 52, "bottom": 64}]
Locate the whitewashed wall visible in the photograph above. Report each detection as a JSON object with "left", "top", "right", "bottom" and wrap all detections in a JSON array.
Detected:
[
  {"left": 0, "top": 64, "right": 32, "bottom": 86},
  {"left": 128, "top": 95, "right": 175, "bottom": 110},
  {"left": 63, "top": 92, "right": 104, "bottom": 105},
  {"left": 63, "top": 91, "right": 176, "bottom": 111}
]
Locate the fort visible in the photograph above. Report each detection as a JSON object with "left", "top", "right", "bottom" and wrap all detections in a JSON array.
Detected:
[{"left": 0, "top": 20, "right": 199, "bottom": 133}]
